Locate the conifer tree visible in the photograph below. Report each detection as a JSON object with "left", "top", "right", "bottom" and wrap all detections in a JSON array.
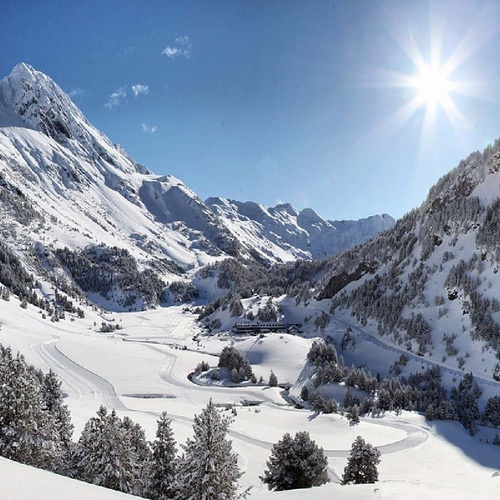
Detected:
[
  {"left": 0, "top": 350, "right": 59, "bottom": 469},
  {"left": 41, "top": 369, "right": 74, "bottom": 471},
  {"left": 483, "top": 395, "right": 500, "bottom": 427},
  {"left": 174, "top": 400, "right": 243, "bottom": 500},
  {"left": 451, "top": 372, "right": 481, "bottom": 435},
  {"left": 269, "top": 371, "right": 278, "bottom": 387},
  {"left": 146, "top": 412, "right": 177, "bottom": 500},
  {"left": 73, "top": 406, "right": 140, "bottom": 494},
  {"left": 262, "top": 431, "right": 329, "bottom": 491},
  {"left": 122, "top": 415, "right": 152, "bottom": 496},
  {"left": 342, "top": 436, "right": 381, "bottom": 485},
  {"left": 347, "top": 404, "right": 360, "bottom": 425}
]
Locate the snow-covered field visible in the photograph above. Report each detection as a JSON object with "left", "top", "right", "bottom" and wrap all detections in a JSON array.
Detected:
[{"left": 1, "top": 297, "right": 500, "bottom": 499}]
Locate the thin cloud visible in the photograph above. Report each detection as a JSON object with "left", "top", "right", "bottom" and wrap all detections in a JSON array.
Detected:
[
  {"left": 132, "top": 84, "right": 149, "bottom": 97},
  {"left": 141, "top": 123, "right": 157, "bottom": 134},
  {"left": 161, "top": 35, "right": 191, "bottom": 59},
  {"left": 105, "top": 87, "right": 127, "bottom": 109},
  {"left": 68, "top": 88, "right": 85, "bottom": 99}
]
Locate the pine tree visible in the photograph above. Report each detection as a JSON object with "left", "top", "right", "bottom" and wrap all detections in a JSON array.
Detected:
[
  {"left": 174, "top": 400, "right": 243, "bottom": 500},
  {"left": 73, "top": 406, "right": 141, "bottom": 494},
  {"left": 483, "top": 396, "right": 500, "bottom": 427},
  {"left": 0, "top": 350, "right": 59, "bottom": 469},
  {"left": 41, "top": 369, "right": 74, "bottom": 472},
  {"left": 451, "top": 372, "right": 481, "bottom": 435},
  {"left": 347, "top": 404, "right": 360, "bottom": 425},
  {"left": 122, "top": 415, "right": 151, "bottom": 496},
  {"left": 262, "top": 431, "right": 329, "bottom": 491},
  {"left": 219, "top": 346, "right": 253, "bottom": 382},
  {"left": 146, "top": 412, "right": 177, "bottom": 500},
  {"left": 269, "top": 371, "right": 278, "bottom": 387},
  {"left": 342, "top": 436, "right": 381, "bottom": 485}
]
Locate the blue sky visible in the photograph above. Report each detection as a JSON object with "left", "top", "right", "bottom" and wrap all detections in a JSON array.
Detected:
[{"left": 2, "top": 0, "right": 500, "bottom": 220}]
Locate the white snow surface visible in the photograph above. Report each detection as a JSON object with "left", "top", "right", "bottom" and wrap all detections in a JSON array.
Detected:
[
  {"left": 0, "top": 63, "right": 499, "bottom": 499},
  {"left": 1, "top": 296, "right": 500, "bottom": 499},
  {"left": 206, "top": 197, "right": 395, "bottom": 262}
]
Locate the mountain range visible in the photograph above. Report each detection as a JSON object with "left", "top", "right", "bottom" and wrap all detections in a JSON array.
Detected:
[
  {"left": 0, "top": 62, "right": 394, "bottom": 291},
  {"left": 1, "top": 62, "right": 500, "bottom": 500}
]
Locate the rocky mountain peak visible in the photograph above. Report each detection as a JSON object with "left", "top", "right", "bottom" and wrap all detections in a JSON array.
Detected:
[{"left": 1, "top": 63, "right": 86, "bottom": 139}]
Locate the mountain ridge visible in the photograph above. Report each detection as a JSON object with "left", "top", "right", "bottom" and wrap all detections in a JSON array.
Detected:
[{"left": 0, "top": 63, "right": 394, "bottom": 309}]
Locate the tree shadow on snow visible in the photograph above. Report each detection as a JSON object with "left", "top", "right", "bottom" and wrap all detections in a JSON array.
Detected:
[{"left": 430, "top": 420, "right": 500, "bottom": 471}]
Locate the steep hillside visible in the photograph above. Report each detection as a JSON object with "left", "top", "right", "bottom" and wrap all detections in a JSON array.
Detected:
[
  {"left": 315, "top": 142, "right": 500, "bottom": 377},
  {"left": 0, "top": 64, "right": 237, "bottom": 273}
]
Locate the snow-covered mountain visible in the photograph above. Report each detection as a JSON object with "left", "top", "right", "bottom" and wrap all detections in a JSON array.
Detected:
[
  {"left": 0, "top": 63, "right": 240, "bottom": 274},
  {"left": 0, "top": 63, "right": 393, "bottom": 300},
  {"left": 2, "top": 65, "right": 500, "bottom": 500},
  {"left": 311, "top": 142, "right": 500, "bottom": 377},
  {"left": 206, "top": 197, "right": 394, "bottom": 262}
]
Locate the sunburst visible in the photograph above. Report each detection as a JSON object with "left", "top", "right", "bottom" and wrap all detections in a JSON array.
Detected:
[{"left": 411, "top": 62, "right": 455, "bottom": 108}]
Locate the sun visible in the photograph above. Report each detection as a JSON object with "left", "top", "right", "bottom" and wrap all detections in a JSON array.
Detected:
[
  {"left": 412, "top": 63, "right": 454, "bottom": 108},
  {"left": 358, "top": 5, "right": 497, "bottom": 171},
  {"left": 370, "top": 30, "right": 480, "bottom": 148}
]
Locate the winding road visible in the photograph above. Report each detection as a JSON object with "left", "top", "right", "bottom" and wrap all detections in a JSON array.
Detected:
[
  {"left": 30, "top": 336, "right": 429, "bottom": 480},
  {"left": 281, "top": 301, "right": 500, "bottom": 390}
]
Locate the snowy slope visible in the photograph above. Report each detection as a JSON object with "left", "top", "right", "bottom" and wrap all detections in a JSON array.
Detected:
[
  {"left": 0, "top": 457, "right": 139, "bottom": 500},
  {"left": 1, "top": 293, "right": 500, "bottom": 499},
  {"left": 0, "top": 64, "right": 238, "bottom": 275},
  {"left": 312, "top": 142, "right": 500, "bottom": 378}
]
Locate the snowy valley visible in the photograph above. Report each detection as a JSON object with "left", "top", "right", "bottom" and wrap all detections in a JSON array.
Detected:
[{"left": 0, "top": 63, "right": 500, "bottom": 500}]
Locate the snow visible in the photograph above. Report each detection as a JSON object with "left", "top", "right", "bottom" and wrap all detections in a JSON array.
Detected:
[
  {"left": 206, "top": 196, "right": 396, "bottom": 263},
  {"left": 0, "top": 63, "right": 500, "bottom": 499},
  {"left": 0, "top": 456, "right": 139, "bottom": 499},
  {"left": 1, "top": 295, "right": 500, "bottom": 498},
  {"left": 0, "top": 62, "right": 394, "bottom": 283}
]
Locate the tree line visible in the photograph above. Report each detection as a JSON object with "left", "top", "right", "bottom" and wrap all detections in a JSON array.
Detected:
[{"left": 302, "top": 339, "right": 500, "bottom": 436}]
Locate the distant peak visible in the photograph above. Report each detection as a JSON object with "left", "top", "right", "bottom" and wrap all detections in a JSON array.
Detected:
[
  {"left": 273, "top": 202, "right": 298, "bottom": 216},
  {"left": 298, "top": 207, "right": 323, "bottom": 223},
  {"left": 157, "top": 174, "right": 184, "bottom": 186},
  {"left": 205, "top": 196, "right": 227, "bottom": 206}
]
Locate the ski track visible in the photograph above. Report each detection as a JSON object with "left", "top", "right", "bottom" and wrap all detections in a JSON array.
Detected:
[
  {"left": 333, "top": 315, "right": 500, "bottom": 389},
  {"left": 32, "top": 338, "right": 126, "bottom": 411},
  {"left": 145, "top": 344, "right": 277, "bottom": 404},
  {"left": 29, "top": 335, "right": 429, "bottom": 485},
  {"left": 282, "top": 302, "right": 500, "bottom": 390}
]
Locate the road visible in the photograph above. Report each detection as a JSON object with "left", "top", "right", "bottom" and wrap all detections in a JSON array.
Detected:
[
  {"left": 281, "top": 301, "right": 500, "bottom": 390},
  {"left": 333, "top": 315, "right": 500, "bottom": 389},
  {"left": 29, "top": 336, "right": 430, "bottom": 487}
]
